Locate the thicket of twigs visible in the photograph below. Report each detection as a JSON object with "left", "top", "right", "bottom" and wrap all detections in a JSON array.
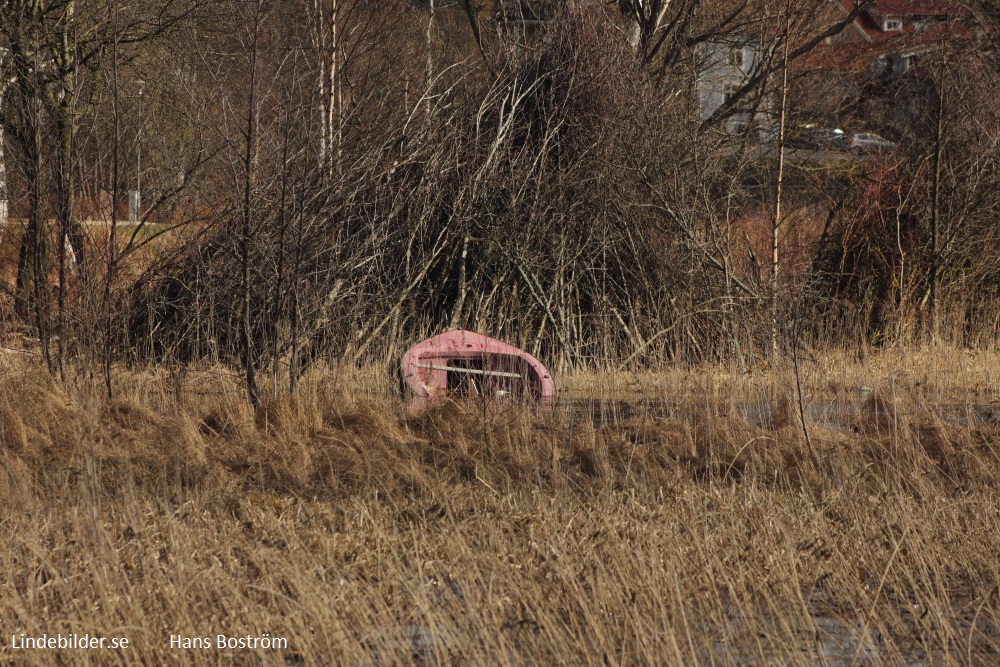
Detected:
[{"left": 129, "top": 15, "right": 687, "bottom": 378}]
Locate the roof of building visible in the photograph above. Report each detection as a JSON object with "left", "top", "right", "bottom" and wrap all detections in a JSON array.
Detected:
[
  {"left": 833, "top": 0, "right": 973, "bottom": 44},
  {"left": 868, "top": 1, "right": 968, "bottom": 15}
]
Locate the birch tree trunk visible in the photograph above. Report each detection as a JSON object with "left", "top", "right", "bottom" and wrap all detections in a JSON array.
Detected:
[
  {"left": 929, "top": 52, "right": 947, "bottom": 344},
  {"left": 0, "top": 83, "right": 7, "bottom": 228},
  {"left": 771, "top": 7, "right": 791, "bottom": 356},
  {"left": 426, "top": 0, "right": 434, "bottom": 123},
  {"left": 312, "top": 0, "right": 340, "bottom": 178},
  {"left": 240, "top": 1, "right": 263, "bottom": 408},
  {"left": 0, "top": 46, "right": 8, "bottom": 227}
]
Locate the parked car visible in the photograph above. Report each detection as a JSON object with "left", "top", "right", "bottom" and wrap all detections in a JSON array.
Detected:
[
  {"left": 787, "top": 124, "right": 846, "bottom": 150},
  {"left": 847, "top": 132, "right": 896, "bottom": 154}
]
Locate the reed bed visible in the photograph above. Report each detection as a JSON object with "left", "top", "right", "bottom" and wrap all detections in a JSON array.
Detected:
[{"left": 0, "top": 349, "right": 998, "bottom": 665}]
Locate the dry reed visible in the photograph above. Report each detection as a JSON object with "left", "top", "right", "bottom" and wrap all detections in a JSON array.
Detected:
[{"left": 0, "top": 349, "right": 998, "bottom": 665}]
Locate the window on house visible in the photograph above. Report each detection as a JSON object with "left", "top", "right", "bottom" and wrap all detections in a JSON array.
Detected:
[
  {"left": 883, "top": 18, "right": 903, "bottom": 31},
  {"left": 729, "top": 48, "right": 745, "bottom": 69},
  {"left": 891, "top": 54, "right": 912, "bottom": 74},
  {"left": 723, "top": 84, "right": 740, "bottom": 105}
]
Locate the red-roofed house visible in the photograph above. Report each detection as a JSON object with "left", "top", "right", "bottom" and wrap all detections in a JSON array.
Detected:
[{"left": 825, "top": 0, "right": 975, "bottom": 77}]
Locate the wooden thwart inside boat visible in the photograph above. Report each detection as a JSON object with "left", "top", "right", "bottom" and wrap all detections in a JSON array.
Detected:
[{"left": 413, "top": 363, "right": 523, "bottom": 379}]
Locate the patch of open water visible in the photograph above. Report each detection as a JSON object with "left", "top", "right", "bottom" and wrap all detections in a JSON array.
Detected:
[
  {"left": 357, "top": 601, "right": 998, "bottom": 666},
  {"left": 559, "top": 397, "right": 1000, "bottom": 431}
]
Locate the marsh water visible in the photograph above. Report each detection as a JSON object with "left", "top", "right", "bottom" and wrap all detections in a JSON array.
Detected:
[
  {"left": 358, "top": 596, "right": 997, "bottom": 666},
  {"left": 558, "top": 396, "right": 1000, "bottom": 431}
]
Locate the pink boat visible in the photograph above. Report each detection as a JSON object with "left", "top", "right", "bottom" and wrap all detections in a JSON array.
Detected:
[{"left": 401, "top": 330, "right": 556, "bottom": 405}]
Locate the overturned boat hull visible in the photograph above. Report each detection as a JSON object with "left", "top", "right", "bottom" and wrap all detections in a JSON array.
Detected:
[{"left": 401, "top": 330, "right": 556, "bottom": 406}]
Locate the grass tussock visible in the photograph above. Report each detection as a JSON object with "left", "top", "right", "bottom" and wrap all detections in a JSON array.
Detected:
[{"left": 0, "top": 354, "right": 998, "bottom": 665}]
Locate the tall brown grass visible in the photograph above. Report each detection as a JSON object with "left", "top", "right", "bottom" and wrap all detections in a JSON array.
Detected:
[{"left": 0, "top": 349, "right": 998, "bottom": 665}]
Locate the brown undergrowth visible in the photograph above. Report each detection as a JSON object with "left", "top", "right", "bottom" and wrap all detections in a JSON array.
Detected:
[{"left": 0, "top": 357, "right": 998, "bottom": 665}]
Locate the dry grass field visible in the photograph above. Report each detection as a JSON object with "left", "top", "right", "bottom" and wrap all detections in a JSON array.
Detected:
[{"left": 0, "top": 347, "right": 998, "bottom": 665}]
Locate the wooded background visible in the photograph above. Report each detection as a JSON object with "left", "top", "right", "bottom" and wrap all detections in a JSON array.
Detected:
[{"left": 1, "top": 0, "right": 999, "bottom": 402}]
